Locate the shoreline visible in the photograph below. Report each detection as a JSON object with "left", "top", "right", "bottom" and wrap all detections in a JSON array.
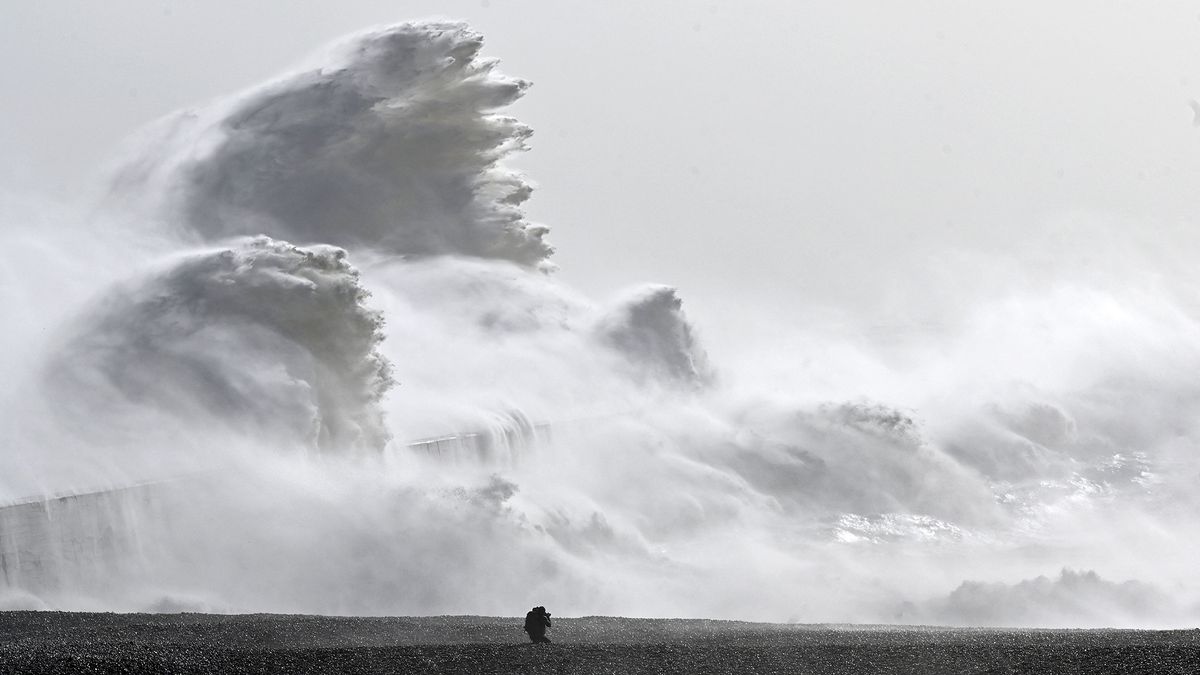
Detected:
[{"left": 2, "top": 611, "right": 1197, "bottom": 674}]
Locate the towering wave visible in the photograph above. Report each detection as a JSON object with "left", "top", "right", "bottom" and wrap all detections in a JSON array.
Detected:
[{"left": 110, "top": 22, "right": 552, "bottom": 267}]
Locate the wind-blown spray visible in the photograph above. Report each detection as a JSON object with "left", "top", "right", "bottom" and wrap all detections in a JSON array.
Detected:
[{"left": 2, "top": 20, "right": 1199, "bottom": 627}]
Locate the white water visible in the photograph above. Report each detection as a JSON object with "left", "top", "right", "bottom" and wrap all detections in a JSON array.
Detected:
[{"left": 2, "top": 20, "right": 1199, "bottom": 627}]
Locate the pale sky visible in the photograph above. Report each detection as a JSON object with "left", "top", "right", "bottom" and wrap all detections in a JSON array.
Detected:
[{"left": 5, "top": 1, "right": 1200, "bottom": 342}]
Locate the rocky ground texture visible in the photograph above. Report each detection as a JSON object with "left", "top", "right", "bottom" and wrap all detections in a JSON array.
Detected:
[{"left": 0, "top": 612, "right": 1197, "bottom": 674}]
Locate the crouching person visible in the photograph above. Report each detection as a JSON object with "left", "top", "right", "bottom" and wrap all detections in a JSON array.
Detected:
[{"left": 523, "top": 606, "right": 552, "bottom": 643}]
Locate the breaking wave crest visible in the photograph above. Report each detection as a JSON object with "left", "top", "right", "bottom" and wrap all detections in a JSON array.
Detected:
[
  {"left": 45, "top": 237, "right": 392, "bottom": 452},
  {"left": 110, "top": 22, "right": 551, "bottom": 267},
  {"left": 597, "top": 285, "right": 713, "bottom": 388}
]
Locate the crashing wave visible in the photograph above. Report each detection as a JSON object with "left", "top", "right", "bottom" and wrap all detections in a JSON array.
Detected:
[
  {"left": 44, "top": 237, "right": 392, "bottom": 452},
  {"left": 109, "top": 22, "right": 552, "bottom": 267},
  {"left": 596, "top": 285, "right": 713, "bottom": 387},
  {"left": 5, "top": 18, "right": 1198, "bottom": 624}
]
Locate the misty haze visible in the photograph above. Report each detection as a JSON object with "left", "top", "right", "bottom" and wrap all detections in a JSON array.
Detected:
[{"left": 2, "top": 5, "right": 1200, "bottom": 670}]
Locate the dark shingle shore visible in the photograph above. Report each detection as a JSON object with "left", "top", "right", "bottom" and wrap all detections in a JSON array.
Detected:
[{"left": 1, "top": 611, "right": 1197, "bottom": 674}]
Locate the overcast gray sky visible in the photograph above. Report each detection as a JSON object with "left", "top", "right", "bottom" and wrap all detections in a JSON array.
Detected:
[{"left": 5, "top": 1, "right": 1200, "bottom": 346}]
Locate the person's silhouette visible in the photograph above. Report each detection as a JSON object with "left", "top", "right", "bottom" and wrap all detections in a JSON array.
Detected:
[{"left": 523, "top": 605, "right": 552, "bottom": 643}]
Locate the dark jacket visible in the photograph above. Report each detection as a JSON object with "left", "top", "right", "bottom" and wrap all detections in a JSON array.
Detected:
[{"left": 524, "top": 609, "right": 550, "bottom": 635}]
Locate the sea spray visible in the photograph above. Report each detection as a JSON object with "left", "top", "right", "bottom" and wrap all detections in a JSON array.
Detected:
[
  {"left": 44, "top": 237, "right": 392, "bottom": 454},
  {"left": 1, "top": 20, "right": 1199, "bottom": 625},
  {"left": 108, "top": 22, "right": 551, "bottom": 267}
]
